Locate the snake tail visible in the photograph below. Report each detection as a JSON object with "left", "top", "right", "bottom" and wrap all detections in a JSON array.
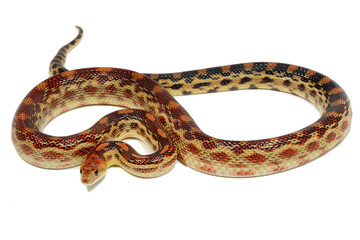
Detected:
[{"left": 49, "top": 26, "right": 83, "bottom": 77}]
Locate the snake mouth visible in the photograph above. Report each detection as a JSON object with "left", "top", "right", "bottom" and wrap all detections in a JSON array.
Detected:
[
  {"left": 81, "top": 175, "right": 95, "bottom": 186},
  {"left": 81, "top": 176, "right": 91, "bottom": 185}
]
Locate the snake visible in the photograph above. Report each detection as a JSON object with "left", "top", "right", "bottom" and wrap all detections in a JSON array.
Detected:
[{"left": 11, "top": 27, "right": 352, "bottom": 186}]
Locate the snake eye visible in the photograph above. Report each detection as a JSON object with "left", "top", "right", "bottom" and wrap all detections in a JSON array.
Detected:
[
  {"left": 80, "top": 169, "right": 82, "bottom": 174},
  {"left": 95, "top": 170, "right": 99, "bottom": 176}
]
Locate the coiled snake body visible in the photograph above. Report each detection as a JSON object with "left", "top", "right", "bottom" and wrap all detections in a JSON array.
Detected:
[{"left": 12, "top": 27, "right": 352, "bottom": 185}]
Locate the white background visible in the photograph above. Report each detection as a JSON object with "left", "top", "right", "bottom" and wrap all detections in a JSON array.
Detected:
[{"left": 1, "top": 0, "right": 359, "bottom": 239}]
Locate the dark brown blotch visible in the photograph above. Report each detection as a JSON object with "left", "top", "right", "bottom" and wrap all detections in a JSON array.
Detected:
[
  {"left": 194, "top": 82, "right": 210, "bottom": 89},
  {"left": 170, "top": 84, "right": 183, "bottom": 90},
  {"left": 130, "top": 122, "right": 138, "bottom": 129},
  {"left": 123, "top": 89, "right": 133, "bottom": 98},
  {"left": 220, "top": 79, "right": 232, "bottom": 86},
  {"left": 283, "top": 80, "right": 291, "bottom": 87},
  {"left": 240, "top": 77, "right": 252, "bottom": 84},
  {"left": 310, "top": 90, "right": 317, "bottom": 97},
  {"left": 261, "top": 77, "right": 274, "bottom": 83},
  {"left": 298, "top": 84, "right": 306, "bottom": 91}
]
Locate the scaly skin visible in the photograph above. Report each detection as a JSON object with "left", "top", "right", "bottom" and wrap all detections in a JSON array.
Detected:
[{"left": 12, "top": 27, "right": 352, "bottom": 185}]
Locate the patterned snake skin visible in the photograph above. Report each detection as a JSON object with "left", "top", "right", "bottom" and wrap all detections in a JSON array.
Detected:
[{"left": 12, "top": 27, "right": 352, "bottom": 185}]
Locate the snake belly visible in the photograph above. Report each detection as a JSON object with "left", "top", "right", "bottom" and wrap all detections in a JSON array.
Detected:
[{"left": 11, "top": 27, "right": 352, "bottom": 178}]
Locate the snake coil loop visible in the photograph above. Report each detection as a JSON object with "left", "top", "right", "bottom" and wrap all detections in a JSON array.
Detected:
[{"left": 12, "top": 27, "right": 351, "bottom": 185}]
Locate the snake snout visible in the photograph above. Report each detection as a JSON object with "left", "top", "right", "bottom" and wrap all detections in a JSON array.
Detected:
[
  {"left": 80, "top": 172, "right": 91, "bottom": 185},
  {"left": 80, "top": 168, "right": 103, "bottom": 186}
]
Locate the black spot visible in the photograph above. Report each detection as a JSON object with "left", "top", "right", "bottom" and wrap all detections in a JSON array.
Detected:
[
  {"left": 301, "top": 77, "right": 309, "bottom": 83},
  {"left": 95, "top": 170, "right": 99, "bottom": 176},
  {"left": 131, "top": 122, "right": 138, "bottom": 129},
  {"left": 249, "top": 84, "right": 258, "bottom": 89},
  {"left": 240, "top": 77, "right": 251, "bottom": 84},
  {"left": 230, "top": 86, "right": 238, "bottom": 91},
  {"left": 70, "top": 40, "right": 76, "bottom": 45},
  {"left": 170, "top": 84, "right": 183, "bottom": 90},
  {"left": 261, "top": 77, "right": 274, "bottom": 83},
  {"left": 283, "top": 80, "right": 291, "bottom": 87},
  {"left": 310, "top": 90, "right": 317, "bottom": 97},
  {"left": 298, "top": 84, "right": 306, "bottom": 91},
  {"left": 182, "top": 91, "right": 192, "bottom": 95},
  {"left": 220, "top": 79, "right": 232, "bottom": 86},
  {"left": 194, "top": 82, "right": 210, "bottom": 89}
]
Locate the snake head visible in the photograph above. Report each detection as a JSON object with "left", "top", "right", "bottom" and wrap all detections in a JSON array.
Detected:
[{"left": 80, "top": 153, "right": 107, "bottom": 186}]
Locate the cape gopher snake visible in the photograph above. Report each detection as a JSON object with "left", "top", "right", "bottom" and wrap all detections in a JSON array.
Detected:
[{"left": 12, "top": 27, "right": 352, "bottom": 185}]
